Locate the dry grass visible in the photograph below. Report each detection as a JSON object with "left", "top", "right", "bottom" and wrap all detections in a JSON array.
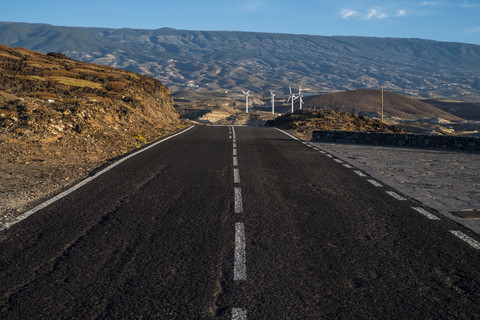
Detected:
[
  {"left": 26, "top": 75, "right": 46, "bottom": 81},
  {"left": 49, "top": 76, "right": 104, "bottom": 90}
]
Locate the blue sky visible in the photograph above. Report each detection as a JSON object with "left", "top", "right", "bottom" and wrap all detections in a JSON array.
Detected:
[{"left": 1, "top": 0, "right": 480, "bottom": 45}]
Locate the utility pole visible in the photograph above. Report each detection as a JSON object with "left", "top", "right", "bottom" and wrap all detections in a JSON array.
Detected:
[{"left": 381, "top": 87, "right": 384, "bottom": 123}]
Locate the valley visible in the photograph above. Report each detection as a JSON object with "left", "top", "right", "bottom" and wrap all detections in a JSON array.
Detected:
[{"left": 1, "top": 22, "right": 480, "bottom": 102}]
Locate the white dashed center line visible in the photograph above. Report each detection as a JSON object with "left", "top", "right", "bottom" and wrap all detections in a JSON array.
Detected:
[
  {"left": 230, "top": 126, "right": 247, "bottom": 316},
  {"left": 386, "top": 191, "right": 407, "bottom": 201},
  {"left": 234, "top": 222, "right": 247, "bottom": 280},
  {"left": 343, "top": 164, "right": 353, "bottom": 169},
  {"left": 367, "top": 179, "right": 383, "bottom": 187},
  {"left": 234, "top": 187, "right": 243, "bottom": 213},
  {"left": 232, "top": 308, "right": 248, "bottom": 320},
  {"left": 334, "top": 159, "right": 343, "bottom": 163},
  {"left": 450, "top": 230, "right": 480, "bottom": 249},
  {"left": 234, "top": 168, "right": 241, "bottom": 184},
  {"left": 412, "top": 207, "right": 440, "bottom": 221}
]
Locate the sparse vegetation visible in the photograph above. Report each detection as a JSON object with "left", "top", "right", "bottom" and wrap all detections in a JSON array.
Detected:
[
  {"left": 266, "top": 109, "right": 402, "bottom": 140},
  {"left": 0, "top": 44, "right": 186, "bottom": 224},
  {"left": 50, "top": 76, "right": 104, "bottom": 89},
  {"left": 2, "top": 22, "right": 479, "bottom": 101}
]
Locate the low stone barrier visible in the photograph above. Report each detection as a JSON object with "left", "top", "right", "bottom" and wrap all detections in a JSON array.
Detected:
[{"left": 311, "top": 130, "right": 480, "bottom": 152}]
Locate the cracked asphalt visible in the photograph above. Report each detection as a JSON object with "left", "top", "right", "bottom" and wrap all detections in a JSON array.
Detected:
[{"left": 1, "top": 126, "right": 479, "bottom": 319}]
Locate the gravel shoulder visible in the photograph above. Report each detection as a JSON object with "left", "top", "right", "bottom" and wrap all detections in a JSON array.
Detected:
[{"left": 312, "top": 142, "right": 480, "bottom": 234}]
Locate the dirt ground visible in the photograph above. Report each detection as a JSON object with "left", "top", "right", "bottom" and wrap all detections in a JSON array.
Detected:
[{"left": 0, "top": 125, "right": 188, "bottom": 227}]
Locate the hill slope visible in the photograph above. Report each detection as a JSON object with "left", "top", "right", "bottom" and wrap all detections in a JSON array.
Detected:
[
  {"left": 1, "top": 22, "right": 480, "bottom": 101},
  {"left": 266, "top": 109, "right": 402, "bottom": 140},
  {"left": 0, "top": 44, "right": 182, "bottom": 223},
  {"left": 302, "top": 89, "right": 462, "bottom": 121}
]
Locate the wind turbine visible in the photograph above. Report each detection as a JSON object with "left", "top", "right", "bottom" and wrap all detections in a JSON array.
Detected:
[
  {"left": 270, "top": 90, "right": 275, "bottom": 114},
  {"left": 298, "top": 85, "right": 304, "bottom": 110},
  {"left": 287, "top": 84, "right": 297, "bottom": 113},
  {"left": 242, "top": 90, "right": 250, "bottom": 113}
]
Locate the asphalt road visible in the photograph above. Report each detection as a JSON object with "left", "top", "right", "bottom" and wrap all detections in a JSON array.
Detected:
[{"left": 1, "top": 126, "right": 480, "bottom": 319}]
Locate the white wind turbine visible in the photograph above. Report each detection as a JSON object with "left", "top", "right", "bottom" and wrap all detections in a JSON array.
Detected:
[
  {"left": 270, "top": 90, "right": 276, "bottom": 114},
  {"left": 298, "top": 85, "right": 304, "bottom": 110},
  {"left": 287, "top": 84, "right": 298, "bottom": 113},
  {"left": 242, "top": 90, "right": 250, "bottom": 113}
]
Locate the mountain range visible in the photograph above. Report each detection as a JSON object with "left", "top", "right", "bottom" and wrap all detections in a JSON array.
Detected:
[{"left": 1, "top": 21, "right": 480, "bottom": 101}]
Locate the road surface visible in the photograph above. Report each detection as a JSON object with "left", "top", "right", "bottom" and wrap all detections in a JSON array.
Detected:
[{"left": 1, "top": 126, "right": 480, "bottom": 319}]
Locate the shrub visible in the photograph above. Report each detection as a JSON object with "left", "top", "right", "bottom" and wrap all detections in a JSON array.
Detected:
[{"left": 104, "top": 80, "right": 128, "bottom": 92}]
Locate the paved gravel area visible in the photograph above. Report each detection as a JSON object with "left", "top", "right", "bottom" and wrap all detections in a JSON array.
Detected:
[{"left": 312, "top": 142, "right": 480, "bottom": 234}]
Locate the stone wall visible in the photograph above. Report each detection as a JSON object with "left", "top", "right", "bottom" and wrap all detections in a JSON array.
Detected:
[{"left": 312, "top": 131, "right": 480, "bottom": 152}]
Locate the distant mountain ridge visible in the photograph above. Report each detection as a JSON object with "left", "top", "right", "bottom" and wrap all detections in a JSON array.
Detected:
[{"left": 1, "top": 21, "right": 480, "bottom": 101}]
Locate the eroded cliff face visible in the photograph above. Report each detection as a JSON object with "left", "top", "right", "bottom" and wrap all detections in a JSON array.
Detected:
[{"left": 0, "top": 44, "right": 185, "bottom": 223}]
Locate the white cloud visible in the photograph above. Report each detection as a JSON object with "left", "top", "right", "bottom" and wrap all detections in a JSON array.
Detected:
[
  {"left": 364, "top": 8, "right": 388, "bottom": 20},
  {"left": 340, "top": 9, "right": 359, "bottom": 20},
  {"left": 461, "top": 2, "right": 480, "bottom": 8},
  {"left": 420, "top": 1, "right": 442, "bottom": 6},
  {"left": 397, "top": 9, "right": 407, "bottom": 16},
  {"left": 238, "top": 1, "right": 263, "bottom": 12},
  {"left": 466, "top": 26, "right": 480, "bottom": 33}
]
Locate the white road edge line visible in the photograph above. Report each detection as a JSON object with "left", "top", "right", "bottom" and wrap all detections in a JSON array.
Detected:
[
  {"left": 231, "top": 126, "right": 237, "bottom": 139},
  {"left": 232, "top": 308, "right": 247, "bottom": 320},
  {"left": 450, "top": 230, "right": 480, "bottom": 249},
  {"left": 412, "top": 207, "right": 440, "bottom": 221},
  {"left": 386, "top": 191, "right": 407, "bottom": 201},
  {"left": 1, "top": 126, "right": 196, "bottom": 231},
  {"left": 354, "top": 170, "right": 367, "bottom": 177},
  {"left": 234, "top": 187, "right": 243, "bottom": 213},
  {"left": 367, "top": 179, "right": 383, "bottom": 187},
  {"left": 234, "top": 222, "right": 247, "bottom": 280},
  {"left": 274, "top": 128, "right": 301, "bottom": 141},
  {"left": 234, "top": 168, "right": 241, "bottom": 184}
]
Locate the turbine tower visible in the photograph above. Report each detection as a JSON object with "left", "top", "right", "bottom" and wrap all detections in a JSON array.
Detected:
[
  {"left": 287, "top": 84, "right": 297, "bottom": 113},
  {"left": 298, "top": 85, "right": 304, "bottom": 110},
  {"left": 242, "top": 90, "right": 250, "bottom": 113},
  {"left": 270, "top": 90, "right": 276, "bottom": 114}
]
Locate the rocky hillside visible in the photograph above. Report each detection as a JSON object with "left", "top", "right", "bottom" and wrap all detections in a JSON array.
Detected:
[
  {"left": 1, "top": 22, "right": 480, "bottom": 101},
  {"left": 302, "top": 89, "right": 462, "bottom": 121},
  {"left": 0, "top": 44, "right": 183, "bottom": 225},
  {"left": 266, "top": 109, "right": 402, "bottom": 140}
]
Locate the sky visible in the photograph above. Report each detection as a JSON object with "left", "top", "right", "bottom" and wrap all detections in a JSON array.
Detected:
[{"left": 1, "top": 0, "right": 480, "bottom": 45}]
